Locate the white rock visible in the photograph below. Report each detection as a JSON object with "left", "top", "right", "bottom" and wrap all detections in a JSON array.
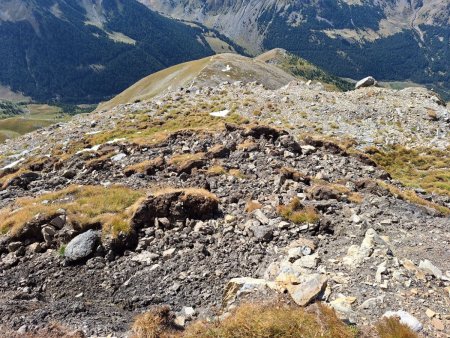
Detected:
[
  {"left": 355, "top": 76, "right": 377, "bottom": 89},
  {"left": 131, "top": 251, "right": 159, "bottom": 265},
  {"left": 376, "top": 261, "right": 387, "bottom": 283},
  {"left": 181, "top": 306, "right": 196, "bottom": 319},
  {"left": 383, "top": 310, "right": 423, "bottom": 332},
  {"left": 419, "top": 259, "right": 449, "bottom": 281},
  {"left": 162, "top": 248, "right": 176, "bottom": 257},
  {"left": 253, "top": 209, "right": 269, "bottom": 224},
  {"left": 210, "top": 109, "right": 230, "bottom": 117},
  {"left": 111, "top": 153, "right": 127, "bottom": 162}
]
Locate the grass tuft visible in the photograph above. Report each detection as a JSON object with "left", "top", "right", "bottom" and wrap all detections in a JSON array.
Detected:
[
  {"left": 277, "top": 197, "right": 320, "bottom": 224},
  {"left": 152, "top": 187, "right": 219, "bottom": 202},
  {"left": 206, "top": 165, "right": 227, "bottom": 176},
  {"left": 245, "top": 200, "right": 262, "bottom": 213},
  {"left": 376, "top": 317, "right": 418, "bottom": 338}
]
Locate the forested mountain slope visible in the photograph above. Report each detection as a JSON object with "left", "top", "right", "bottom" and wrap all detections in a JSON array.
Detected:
[
  {"left": 0, "top": 0, "right": 218, "bottom": 103},
  {"left": 141, "top": 0, "right": 450, "bottom": 98}
]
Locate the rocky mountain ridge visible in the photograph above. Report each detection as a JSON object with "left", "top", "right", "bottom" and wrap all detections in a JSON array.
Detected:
[{"left": 0, "top": 68, "right": 449, "bottom": 336}]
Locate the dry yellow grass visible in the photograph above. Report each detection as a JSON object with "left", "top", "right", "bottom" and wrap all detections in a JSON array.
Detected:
[
  {"left": 0, "top": 185, "right": 144, "bottom": 237},
  {"left": 125, "top": 160, "right": 156, "bottom": 174},
  {"left": 151, "top": 187, "right": 219, "bottom": 202},
  {"left": 367, "top": 145, "right": 450, "bottom": 197},
  {"left": 311, "top": 183, "right": 364, "bottom": 204},
  {"left": 245, "top": 200, "right": 262, "bottom": 213},
  {"left": 377, "top": 180, "right": 450, "bottom": 215},
  {"left": 206, "top": 165, "right": 227, "bottom": 176},
  {"left": 277, "top": 197, "right": 320, "bottom": 224},
  {"left": 131, "top": 302, "right": 357, "bottom": 338},
  {"left": 168, "top": 153, "right": 205, "bottom": 166},
  {"left": 376, "top": 317, "right": 418, "bottom": 338},
  {"left": 124, "top": 157, "right": 165, "bottom": 176},
  {"left": 131, "top": 306, "right": 176, "bottom": 338},
  {"left": 229, "top": 169, "right": 246, "bottom": 179},
  {"left": 237, "top": 140, "right": 257, "bottom": 151}
]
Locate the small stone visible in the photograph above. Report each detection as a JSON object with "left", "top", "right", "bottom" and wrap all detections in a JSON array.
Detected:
[
  {"left": 132, "top": 251, "right": 160, "bottom": 264},
  {"left": 293, "top": 253, "right": 320, "bottom": 269},
  {"left": 402, "top": 259, "right": 417, "bottom": 272},
  {"left": 75, "top": 292, "right": 83, "bottom": 298},
  {"left": 287, "top": 274, "right": 327, "bottom": 306},
  {"left": 62, "top": 169, "right": 77, "bottom": 179},
  {"left": 445, "top": 286, "right": 450, "bottom": 297},
  {"left": 253, "top": 209, "right": 269, "bottom": 224},
  {"left": 431, "top": 318, "right": 444, "bottom": 331},
  {"left": 425, "top": 309, "right": 436, "bottom": 318},
  {"left": 249, "top": 225, "right": 273, "bottom": 242},
  {"left": 359, "top": 297, "right": 383, "bottom": 309},
  {"left": 174, "top": 316, "right": 186, "bottom": 327},
  {"left": 181, "top": 306, "right": 196, "bottom": 319},
  {"left": 224, "top": 215, "right": 236, "bottom": 223},
  {"left": 50, "top": 215, "right": 66, "bottom": 229},
  {"left": 27, "top": 242, "right": 43, "bottom": 253},
  {"left": 42, "top": 226, "right": 56, "bottom": 244},
  {"left": 157, "top": 217, "right": 171, "bottom": 228},
  {"left": 163, "top": 248, "right": 176, "bottom": 257},
  {"left": 301, "top": 145, "right": 316, "bottom": 155},
  {"left": 288, "top": 247, "right": 303, "bottom": 262},
  {"left": 17, "top": 325, "right": 27, "bottom": 334},
  {"left": 8, "top": 242, "right": 22, "bottom": 253},
  {"left": 14, "top": 246, "right": 25, "bottom": 256},
  {"left": 111, "top": 153, "right": 127, "bottom": 162},
  {"left": 376, "top": 261, "right": 387, "bottom": 283},
  {"left": 64, "top": 230, "right": 100, "bottom": 263},
  {"left": 223, "top": 277, "right": 269, "bottom": 307},
  {"left": 355, "top": 76, "right": 377, "bottom": 89},
  {"left": 277, "top": 221, "right": 290, "bottom": 230},
  {"left": 419, "top": 259, "right": 448, "bottom": 281},
  {"left": 351, "top": 214, "right": 361, "bottom": 224},
  {"left": 330, "top": 296, "right": 356, "bottom": 314}
]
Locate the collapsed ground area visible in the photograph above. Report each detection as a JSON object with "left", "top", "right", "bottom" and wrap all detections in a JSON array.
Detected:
[{"left": 0, "top": 83, "right": 449, "bottom": 337}]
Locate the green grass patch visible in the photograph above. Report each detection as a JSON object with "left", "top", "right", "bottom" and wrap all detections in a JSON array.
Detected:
[
  {"left": 367, "top": 146, "right": 450, "bottom": 197},
  {"left": 0, "top": 185, "right": 145, "bottom": 238}
]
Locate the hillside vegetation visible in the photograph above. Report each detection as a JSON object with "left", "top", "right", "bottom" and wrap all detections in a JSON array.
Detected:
[{"left": 0, "top": 0, "right": 218, "bottom": 103}]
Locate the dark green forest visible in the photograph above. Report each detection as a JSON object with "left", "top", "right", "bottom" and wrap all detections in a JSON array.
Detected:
[
  {"left": 0, "top": 0, "right": 214, "bottom": 103},
  {"left": 0, "top": 100, "right": 24, "bottom": 118},
  {"left": 261, "top": 3, "right": 449, "bottom": 99}
]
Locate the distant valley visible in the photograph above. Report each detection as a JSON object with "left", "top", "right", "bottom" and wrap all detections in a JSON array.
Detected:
[{"left": 0, "top": 0, "right": 448, "bottom": 105}]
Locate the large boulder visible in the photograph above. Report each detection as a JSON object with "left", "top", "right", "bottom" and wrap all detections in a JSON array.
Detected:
[
  {"left": 64, "top": 230, "right": 100, "bottom": 263},
  {"left": 3, "top": 171, "right": 40, "bottom": 189},
  {"left": 132, "top": 189, "right": 219, "bottom": 228},
  {"left": 355, "top": 76, "right": 377, "bottom": 89}
]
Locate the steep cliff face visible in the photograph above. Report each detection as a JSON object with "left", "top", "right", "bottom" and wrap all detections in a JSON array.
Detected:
[{"left": 140, "top": 0, "right": 449, "bottom": 97}]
